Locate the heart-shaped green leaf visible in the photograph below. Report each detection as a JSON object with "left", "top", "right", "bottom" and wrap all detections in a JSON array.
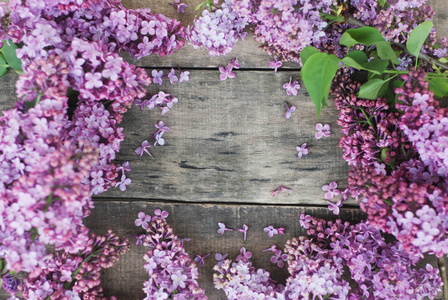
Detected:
[
  {"left": 301, "top": 52, "right": 340, "bottom": 116},
  {"left": 1, "top": 39, "right": 22, "bottom": 72},
  {"left": 340, "top": 27, "right": 385, "bottom": 49},
  {"left": 406, "top": 21, "right": 433, "bottom": 58}
]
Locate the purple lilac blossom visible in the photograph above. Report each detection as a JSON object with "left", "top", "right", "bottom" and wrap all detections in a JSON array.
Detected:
[{"left": 140, "top": 209, "right": 207, "bottom": 299}]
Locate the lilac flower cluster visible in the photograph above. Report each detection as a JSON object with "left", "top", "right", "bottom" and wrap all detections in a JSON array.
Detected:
[
  {"left": 213, "top": 215, "right": 442, "bottom": 299},
  {"left": 332, "top": 69, "right": 448, "bottom": 258},
  {"left": 137, "top": 210, "right": 208, "bottom": 300},
  {"left": 3, "top": 229, "right": 130, "bottom": 299},
  {"left": 187, "top": 0, "right": 249, "bottom": 56},
  {"left": 297, "top": 214, "right": 442, "bottom": 299},
  {"left": 229, "top": 0, "right": 333, "bottom": 62},
  {"left": 0, "top": 0, "right": 185, "bottom": 287}
]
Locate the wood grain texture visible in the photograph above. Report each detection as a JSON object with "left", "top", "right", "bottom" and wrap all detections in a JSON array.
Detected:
[
  {"left": 97, "top": 70, "right": 350, "bottom": 204},
  {"left": 85, "top": 201, "right": 368, "bottom": 300}
]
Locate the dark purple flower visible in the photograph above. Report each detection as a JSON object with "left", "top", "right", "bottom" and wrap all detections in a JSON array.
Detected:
[{"left": 194, "top": 253, "right": 210, "bottom": 266}]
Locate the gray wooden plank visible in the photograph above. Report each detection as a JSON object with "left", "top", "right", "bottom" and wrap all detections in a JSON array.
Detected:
[
  {"left": 84, "top": 201, "right": 368, "bottom": 300},
  {"left": 98, "top": 70, "right": 349, "bottom": 205}
]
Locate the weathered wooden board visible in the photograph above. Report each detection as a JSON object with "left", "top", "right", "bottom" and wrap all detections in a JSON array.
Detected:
[
  {"left": 85, "top": 201, "right": 368, "bottom": 299},
  {"left": 98, "top": 70, "right": 349, "bottom": 204},
  {"left": 121, "top": 0, "right": 448, "bottom": 69}
]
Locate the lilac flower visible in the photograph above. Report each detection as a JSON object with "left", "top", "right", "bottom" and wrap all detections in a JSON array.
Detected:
[
  {"left": 170, "top": 2, "right": 187, "bottom": 14},
  {"left": 373, "top": 162, "right": 386, "bottom": 175},
  {"left": 269, "top": 59, "right": 282, "bottom": 73},
  {"left": 115, "top": 174, "right": 131, "bottom": 191},
  {"left": 228, "top": 58, "right": 240, "bottom": 69},
  {"left": 217, "top": 222, "right": 233, "bottom": 234},
  {"left": 263, "top": 245, "right": 278, "bottom": 252},
  {"left": 328, "top": 198, "right": 342, "bottom": 215},
  {"left": 153, "top": 209, "right": 169, "bottom": 220},
  {"left": 194, "top": 253, "right": 210, "bottom": 266},
  {"left": 322, "top": 181, "right": 341, "bottom": 200},
  {"left": 135, "top": 212, "right": 152, "bottom": 229},
  {"left": 271, "top": 186, "right": 292, "bottom": 197},
  {"left": 315, "top": 123, "right": 331, "bottom": 139},
  {"left": 285, "top": 102, "right": 296, "bottom": 119},
  {"left": 171, "top": 272, "right": 188, "bottom": 289},
  {"left": 283, "top": 77, "right": 300, "bottom": 96},
  {"left": 215, "top": 253, "right": 228, "bottom": 267},
  {"left": 235, "top": 247, "right": 252, "bottom": 263},
  {"left": 237, "top": 224, "right": 248, "bottom": 240},
  {"left": 270, "top": 250, "right": 288, "bottom": 268},
  {"left": 154, "top": 132, "right": 165, "bottom": 146},
  {"left": 264, "top": 225, "right": 285, "bottom": 238},
  {"left": 151, "top": 69, "right": 164, "bottom": 85},
  {"left": 179, "top": 70, "right": 190, "bottom": 82},
  {"left": 219, "top": 65, "right": 235, "bottom": 81},
  {"left": 135, "top": 140, "right": 152, "bottom": 156},
  {"left": 84, "top": 72, "right": 103, "bottom": 89},
  {"left": 134, "top": 234, "right": 146, "bottom": 245},
  {"left": 296, "top": 143, "right": 309, "bottom": 158},
  {"left": 167, "top": 68, "right": 179, "bottom": 84},
  {"left": 155, "top": 121, "right": 170, "bottom": 133}
]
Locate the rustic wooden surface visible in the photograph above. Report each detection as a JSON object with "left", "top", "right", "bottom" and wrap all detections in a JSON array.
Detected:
[{"left": 1, "top": 0, "right": 448, "bottom": 299}]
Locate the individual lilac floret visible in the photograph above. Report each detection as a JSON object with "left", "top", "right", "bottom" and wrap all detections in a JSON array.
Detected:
[
  {"left": 271, "top": 185, "right": 292, "bottom": 197},
  {"left": 194, "top": 253, "right": 210, "bottom": 266},
  {"left": 151, "top": 69, "right": 164, "bottom": 85},
  {"left": 215, "top": 253, "right": 228, "bottom": 267},
  {"left": 283, "top": 77, "right": 300, "bottom": 96},
  {"left": 237, "top": 224, "right": 249, "bottom": 240},
  {"left": 322, "top": 181, "right": 341, "bottom": 200},
  {"left": 219, "top": 65, "right": 235, "bottom": 81},
  {"left": 285, "top": 102, "right": 296, "bottom": 119},
  {"left": 264, "top": 225, "right": 285, "bottom": 238},
  {"left": 235, "top": 247, "right": 252, "bottom": 263},
  {"left": 115, "top": 174, "right": 131, "bottom": 191},
  {"left": 270, "top": 249, "right": 288, "bottom": 268},
  {"left": 135, "top": 211, "right": 152, "bottom": 229},
  {"left": 296, "top": 143, "right": 309, "bottom": 158},
  {"left": 170, "top": 0, "right": 187, "bottom": 14},
  {"left": 315, "top": 123, "right": 331, "bottom": 139},
  {"left": 228, "top": 58, "right": 240, "bottom": 69},
  {"left": 167, "top": 68, "right": 179, "bottom": 84},
  {"left": 217, "top": 222, "right": 233, "bottom": 234},
  {"left": 269, "top": 59, "right": 282, "bottom": 73},
  {"left": 327, "top": 198, "right": 342, "bottom": 215},
  {"left": 179, "top": 70, "right": 190, "bottom": 82},
  {"left": 135, "top": 140, "right": 152, "bottom": 156}
]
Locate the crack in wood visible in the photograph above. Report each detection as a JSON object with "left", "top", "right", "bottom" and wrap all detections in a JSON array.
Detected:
[{"left": 178, "top": 161, "right": 235, "bottom": 172}]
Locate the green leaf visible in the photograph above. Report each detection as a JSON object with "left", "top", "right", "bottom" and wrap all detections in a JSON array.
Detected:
[
  {"left": 342, "top": 50, "right": 368, "bottom": 69},
  {"left": 1, "top": 39, "right": 22, "bottom": 72},
  {"left": 363, "top": 59, "right": 389, "bottom": 75},
  {"left": 406, "top": 20, "right": 433, "bottom": 58},
  {"left": 340, "top": 27, "right": 385, "bottom": 49},
  {"left": 342, "top": 51, "right": 388, "bottom": 74},
  {"left": 358, "top": 78, "right": 388, "bottom": 100},
  {"left": 377, "top": 0, "right": 387, "bottom": 6},
  {"left": 0, "top": 54, "right": 8, "bottom": 77},
  {"left": 376, "top": 41, "right": 399, "bottom": 64},
  {"left": 300, "top": 46, "right": 319, "bottom": 65},
  {"left": 428, "top": 77, "right": 448, "bottom": 98},
  {"left": 301, "top": 52, "right": 340, "bottom": 116},
  {"left": 195, "top": 2, "right": 207, "bottom": 11}
]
